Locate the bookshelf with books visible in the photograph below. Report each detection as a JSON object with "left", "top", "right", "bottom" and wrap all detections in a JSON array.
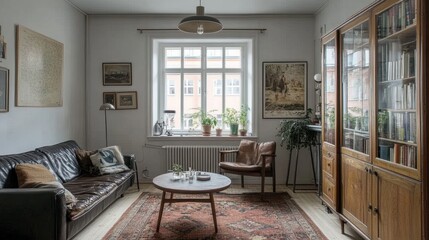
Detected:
[{"left": 320, "top": 0, "right": 426, "bottom": 238}]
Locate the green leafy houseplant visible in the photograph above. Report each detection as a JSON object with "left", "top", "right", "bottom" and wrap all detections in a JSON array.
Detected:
[
  {"left": 192, "top": 108, "right": 218, "bottom": 136},
  {"left": 239, "top": 105, "right": 250, "bottom": 136},
  {"left": 223, "top": 108, "right": 239, "bottom": 135},
  {"left": 276, "top": 108, "right": 318, "bottom": 150}
]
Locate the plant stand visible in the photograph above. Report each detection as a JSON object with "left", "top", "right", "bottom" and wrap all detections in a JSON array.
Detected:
[{"left": 285, "top": 144, "right": 317, "bottom": 193}]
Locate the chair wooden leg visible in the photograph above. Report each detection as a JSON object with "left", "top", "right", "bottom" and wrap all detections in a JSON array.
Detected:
[
  {"left": 286, "top": 149, "right": 293, "bottom": 185},
  {"left": 261, "top": 176, "right": 265, "bottom": 200},
  {"left": 273, "top": 174, "right": 276, "bottom": 193},
  {"left": 241, "top": 175, "right": 244, "bottom": 188}
]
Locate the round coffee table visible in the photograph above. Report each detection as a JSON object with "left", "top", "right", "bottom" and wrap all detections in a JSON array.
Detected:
[{"left": 152, "top": 172, "right": 231, "bottom": 233}]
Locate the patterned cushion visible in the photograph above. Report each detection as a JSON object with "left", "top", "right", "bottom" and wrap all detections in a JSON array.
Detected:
[{"left": 90, "top": 146, "right": 129, "bottom": 175}]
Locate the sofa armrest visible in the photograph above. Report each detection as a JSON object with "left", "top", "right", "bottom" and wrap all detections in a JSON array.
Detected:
[{"left": 0, "top": 188, "right": 67, "bottom": 240}]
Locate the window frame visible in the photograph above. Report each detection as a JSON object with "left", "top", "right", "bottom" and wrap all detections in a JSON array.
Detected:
[{"left": 151, "top": 38, "right": 255, "bottom": 137}]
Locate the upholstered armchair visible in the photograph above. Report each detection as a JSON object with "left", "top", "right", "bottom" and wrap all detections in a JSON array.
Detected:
[{"left": 219, "top": 140, "right": 276, "bottom": 197}]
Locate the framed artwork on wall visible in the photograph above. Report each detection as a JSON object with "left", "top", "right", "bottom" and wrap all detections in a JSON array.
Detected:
[
  {"left": 102, "top": 62, "right": 132, "bottom": 86},
  {"left": 0, "top": 25, "right": 5, "bottom": 60},
  {"left": 0, "top": 67, "right": 9, "bottom": 112},
  {"left": 262, "top": 61, "right": 307, "bottom": 118},
  {"left": 103, "top": 92, "right": 116, "bottom": 107},
  {"left": 16, "top": 25, "right": 63, "bottom": 107},
  {"left": 116, "top": 91, "right": 137, "bottom": 110}
]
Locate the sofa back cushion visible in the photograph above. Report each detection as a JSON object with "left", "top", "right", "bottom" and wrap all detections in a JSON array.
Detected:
[
  {"left": 0, "top": 151, "right": 57, "bottom": 188},
  {"left": 36, "top": 140, "right": 81, "bottom": 183}
]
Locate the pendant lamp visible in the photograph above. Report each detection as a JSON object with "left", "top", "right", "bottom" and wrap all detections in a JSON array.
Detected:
[{"left": 178, "top": 0, "right": 223, "bottom": 35}]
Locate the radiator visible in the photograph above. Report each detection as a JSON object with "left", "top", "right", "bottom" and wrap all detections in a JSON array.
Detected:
[{"left": 164, "top": 145, "right": 237, "bottom": 173}]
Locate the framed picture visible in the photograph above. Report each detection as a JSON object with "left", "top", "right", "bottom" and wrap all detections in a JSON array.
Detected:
[
  {"left": 0, "top": 36, "right": 6, "bottom": 60},
  {"left": 0, "top": 67, "right": 9, "bottom": 112},
  {"left": 103, "top": 62, "right": 132, "bottom": 86},
  {"left": 103, "top": 92, "right": 116, "bottom": 107},
  {"left": 116, "top": 91, "right": 137, "bottom": 110},
  {"left": 16, "top": 25, "right": 63, "bottom": 107},
  {"left": 263, "top": 61, "right": 307, "bottom": 118}
]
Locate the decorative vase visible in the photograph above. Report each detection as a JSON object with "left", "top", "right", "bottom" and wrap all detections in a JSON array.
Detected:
[
  {"left": 202, "top": 125, "right": 212, "bottom": 136},
  {"left": 230, "top": 123, "right": 239, "bottom": 136},
  {"left": 216, "top": 128, "right": 222, "bottom": 136}
]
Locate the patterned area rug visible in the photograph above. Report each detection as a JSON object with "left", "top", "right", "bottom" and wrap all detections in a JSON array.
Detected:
[{"left": 103, "top": 192, "right": 327, "bottom": 240}]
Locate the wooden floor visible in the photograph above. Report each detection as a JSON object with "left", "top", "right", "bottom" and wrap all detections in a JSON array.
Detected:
[{"left": 72, "top": 184, "right": 362, "bottom": 240}]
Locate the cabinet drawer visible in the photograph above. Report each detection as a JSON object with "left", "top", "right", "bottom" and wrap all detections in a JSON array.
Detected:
[
  {"left": 322, "top": 151, "right": 336, "bottom": 178},
  {"left": 322, "top": 174, "right": 336, "bottom": 207}
]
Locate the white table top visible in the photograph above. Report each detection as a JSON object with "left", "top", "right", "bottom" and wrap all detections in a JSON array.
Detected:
[{"left": 152, "top": 172, "right": 231, "bottom": 194}]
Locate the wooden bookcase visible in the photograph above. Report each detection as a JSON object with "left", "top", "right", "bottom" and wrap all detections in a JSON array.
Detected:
[{"left": 321, "top": 0, "right": 427, "bottom": 238}]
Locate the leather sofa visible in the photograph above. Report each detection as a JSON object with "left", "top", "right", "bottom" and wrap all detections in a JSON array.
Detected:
[{"left": 0, "top": 140, "right": 135, "bottom": 240}]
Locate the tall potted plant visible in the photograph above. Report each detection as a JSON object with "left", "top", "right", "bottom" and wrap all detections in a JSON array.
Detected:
[
  {"left": 239, "top": 105, "right": 250, "bottom": 136},
  {"left": 223, "top": 108, "right": 239, "bottom": 136}
]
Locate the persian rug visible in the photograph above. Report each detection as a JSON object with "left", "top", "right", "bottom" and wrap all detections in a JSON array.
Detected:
[{"left": 103, "top": 192, "right": 327, "bottom": 240}]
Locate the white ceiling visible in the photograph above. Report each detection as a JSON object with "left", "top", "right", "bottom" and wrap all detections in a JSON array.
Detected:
[{"left": 68, "top": 0, "right": 328, "bottom": 15}]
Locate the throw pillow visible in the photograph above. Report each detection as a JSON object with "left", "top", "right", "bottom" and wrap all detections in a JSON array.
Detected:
[
  {"left": 75, "top": 149, "right": 99, "bottom": 175},
  {"left": 90, "top": 146, "right": 130, "bottom": 175},
  {"left": 21, "top": 181, "right": 78, "bottom": 208},
  {"left": 15, "top": 163, "right": 57, "bottom": 187}
]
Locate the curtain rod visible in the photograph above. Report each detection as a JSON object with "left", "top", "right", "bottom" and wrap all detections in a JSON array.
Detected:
[{"left": 137, "top": 28, "right": 266, "bottom": 34}]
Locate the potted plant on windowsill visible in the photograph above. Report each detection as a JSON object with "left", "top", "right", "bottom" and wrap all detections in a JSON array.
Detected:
[
  {"left": 192, "top": 109, "right": 218, "bottom": 136},
  {"left": 223, "top": 108, "right": 239, "bottom": 136},
  {"left": 239, "top": 105, "right": 250, "bottom": 136}
]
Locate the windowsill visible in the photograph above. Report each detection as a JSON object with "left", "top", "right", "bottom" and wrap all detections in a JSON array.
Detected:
[{"left": 147, "top": 135, "right": 258, "bottom": 141}]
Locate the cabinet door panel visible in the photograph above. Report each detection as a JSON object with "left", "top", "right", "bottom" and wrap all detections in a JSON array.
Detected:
[
  {"left": 342, "top": 156, "right": 371, "bottom": 237},
  {"left": 372, "top": 167, "right": 421, "bottom": 240},
  {"left": 322, "top": 172, "right": 336, "bottom": 209}
]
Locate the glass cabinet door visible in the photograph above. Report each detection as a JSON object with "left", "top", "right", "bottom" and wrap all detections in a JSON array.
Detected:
[
  {"left": 375, "top": 0, "right": 419, "bottom": 177},
  {"left": 323, "top": 37, "right": 337, "bottom": 145},
  {"left": 342, "top": 20, "right": 371, "bottom": 155}
]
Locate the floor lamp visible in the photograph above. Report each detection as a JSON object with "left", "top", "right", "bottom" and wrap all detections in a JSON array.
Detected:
[{"left": 99, "top": 103, "right": 115, "bottom": 147}]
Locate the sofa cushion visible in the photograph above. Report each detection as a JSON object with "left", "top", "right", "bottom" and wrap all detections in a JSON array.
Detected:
[
  {"left": 36, "top": 140, "right": 82, "bottom": 183},
  {"left": 75, "top": 149, "right": 99, "bottom": 175},
  {"left": 64, "top": 171, "right": 133, "bottom": 220},
  {"left": 90, "top": 146, "right": 129, "bottom": 175},
  {"left": 22, "top": 181, "right": 77, "bottom": 207},
  {"left": 15, "top": 163, "right": 57, "bottom": 187},
  {"left": 0, "top": 151, "right": 58, "bottom": 188}
]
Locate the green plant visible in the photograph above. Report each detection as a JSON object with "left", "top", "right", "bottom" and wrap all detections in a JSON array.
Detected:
[
  {"left": 276, "top": 108, "right": 317, "bottom": 150},
  {"left": 223, "top": 108, "right": 239, "bottom": 125},
  {"left": 192, "top": 108, "right": 218, "bottom": 128},
  {"left": 172, "top": 164, "right": 183, "bottom": 173},
  {"left": 239, "top": 105, "right": 250, "bottom": 130}
]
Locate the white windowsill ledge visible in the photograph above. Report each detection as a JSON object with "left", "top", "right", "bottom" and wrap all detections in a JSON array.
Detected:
[{"left": 147, "top": 135, "right": 258, "bottom": 141}]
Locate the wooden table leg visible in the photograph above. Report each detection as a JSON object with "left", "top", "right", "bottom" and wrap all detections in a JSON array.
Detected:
[
  {"left": 209, "top": 193, "right": 218, "bottom": 233},
  {"left": 156, "top": 191, "right": 166, "bottom": 232}
]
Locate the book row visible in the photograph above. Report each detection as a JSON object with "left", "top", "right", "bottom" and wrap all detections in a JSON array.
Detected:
[
  {"left": 379, "top": 82, "right": 416, "bottom": 110},
  {"left": 377, "top": 0, "right": 416, "bottom": 39},
  {"left": 379, "top": 144, "right": 417, "bottom": 169}
]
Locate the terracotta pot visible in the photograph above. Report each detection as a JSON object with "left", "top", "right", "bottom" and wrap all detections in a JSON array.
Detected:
[
  {"left": 202, "top": 125, "right": 212, "bottom": 136},
  {"left": 216, "top": 128, "right": 222, "bottom": 136},
  {"left": 239, "top": 129, "right": 247, "bottom": 136}
]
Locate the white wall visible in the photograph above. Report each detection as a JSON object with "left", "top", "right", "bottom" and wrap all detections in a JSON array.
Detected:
[
  {"left": 0, "top": 0, "right": 86, "bottom": 154},
  {"left": 87, "top": 15, "right": 317, "bottom": 184}
]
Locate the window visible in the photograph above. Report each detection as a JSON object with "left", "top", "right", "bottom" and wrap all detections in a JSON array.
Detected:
[{"left": 152, "top": 39, "right": 254, "bottom": 135}]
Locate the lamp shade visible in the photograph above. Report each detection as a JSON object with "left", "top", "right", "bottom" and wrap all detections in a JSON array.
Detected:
[
  {"left": 178, "top": 5, "right": 223, "bottom": 34},
  {"left": 99, "top": 103, "right": 115, "bottom": 110}
]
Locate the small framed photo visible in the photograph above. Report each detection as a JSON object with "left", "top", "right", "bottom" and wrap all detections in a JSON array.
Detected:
[
  {"left": 0, "top": 34, "right": 6, "bottom": 59},
  {"left": 116, "top": 91, "right": 137, "bottom": 110},
  {"left": 263, "top": 61, "right": 307, "bottom": 119},
  {"left": 0, "top": 67, "right": 9, "bottom": 112},
  {"left": 102, "top": 62, "right": 132, "bottom": 86},
  {"left": 103, "top": 92, "right": 116, "bottom": 107}
]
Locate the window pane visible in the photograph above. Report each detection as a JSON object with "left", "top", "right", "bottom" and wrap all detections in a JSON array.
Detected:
[
  {"left": 225, "top": 73, "right": 241, "bottom": 95},
  {"left": 183, "top": 73, "right": 201, "bottom": 129},
  {"left": 207, "top": 73, "right": 223, "bottom": 127},
  {"left": 165, "top": 47, "right": 181, "bottom": 68},
  {"left": 184, "top": 47, "right": 201, "bottom": 68},
  {"left": 225, "top": 47, "right": 241, "bottom": 68},
  {"left": 165, "top": 73, "right": 181, "bottom": 129},
  {"left": 207, "top": 47, "right": 223, "bottom": 68}
]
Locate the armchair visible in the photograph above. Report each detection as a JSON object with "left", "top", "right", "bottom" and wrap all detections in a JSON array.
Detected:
[{"left": 219, "top": 140, "right": 276, "bottom": 197}]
